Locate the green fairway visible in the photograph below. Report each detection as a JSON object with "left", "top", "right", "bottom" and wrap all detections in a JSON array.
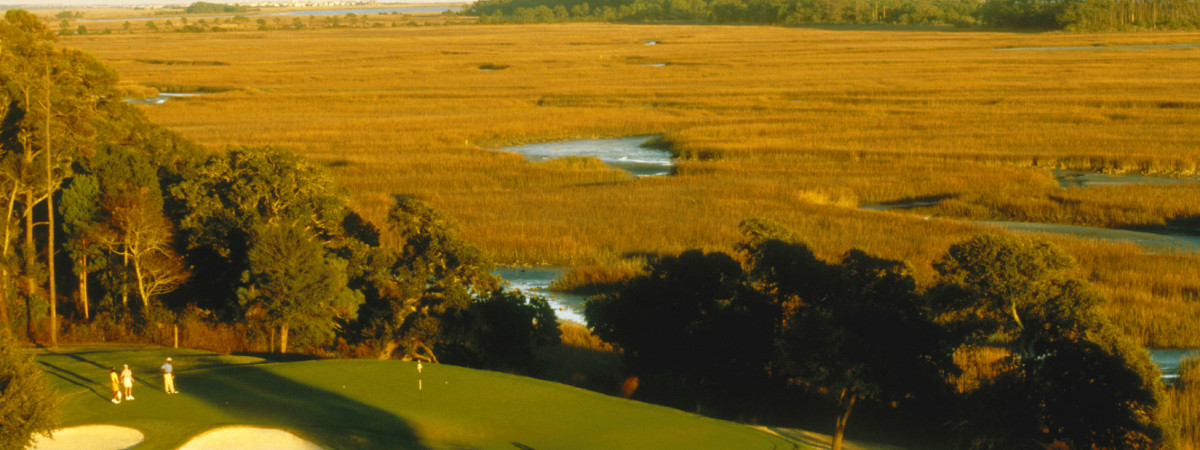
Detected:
[{"left": 34, "top": 345, "right": 805, "bottom": 449}]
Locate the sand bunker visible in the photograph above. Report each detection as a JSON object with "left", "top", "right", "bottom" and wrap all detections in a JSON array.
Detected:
[
  {"left": 30, "top": 425, "right": 144, "bottom": 450},
  {"left": 177, "top": 426, "right": 324, "bottom": 450}
]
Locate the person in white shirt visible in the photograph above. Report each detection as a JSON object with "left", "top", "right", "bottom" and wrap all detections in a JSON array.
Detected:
[{"left": 120, "top": 364, "right": 134, "bottom": 400}]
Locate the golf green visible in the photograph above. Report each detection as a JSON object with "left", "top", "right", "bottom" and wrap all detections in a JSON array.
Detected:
[{"left": 35, "top": 345, "right": 806, "bottom": 449}]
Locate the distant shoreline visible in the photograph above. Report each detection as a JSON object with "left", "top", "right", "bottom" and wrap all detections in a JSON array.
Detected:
[{"left": 2, "top": 0, "right": 467, "bottom": 10}]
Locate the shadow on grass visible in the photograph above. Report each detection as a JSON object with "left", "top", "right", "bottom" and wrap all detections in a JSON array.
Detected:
[
  {"left": 36, "top": 360, "right": 107, "bottom": 401},
  {"left": 232, "top": 351, "right": 325, "bottom": 363},
  {"left": 36, "top": 346, "right": 165, "bottom": 400},
  {"left": 184, "top": 363, "right": 425, "bottom": 449}
]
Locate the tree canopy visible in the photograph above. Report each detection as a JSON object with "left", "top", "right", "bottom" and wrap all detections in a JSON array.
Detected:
[
  {"left": 931, "top": 234, "right": 1174, "bottom": 448},
  {"left": 586, "top": 224, "right": 1174, "bottom": 448}
]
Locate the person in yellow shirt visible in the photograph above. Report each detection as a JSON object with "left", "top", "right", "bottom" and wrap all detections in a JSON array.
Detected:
[
  {"left": 109, "top": 368, "right": 121, "bottom": 404},
  {"left": 161, "top": 357, "right": 177, "bottom": 394}
]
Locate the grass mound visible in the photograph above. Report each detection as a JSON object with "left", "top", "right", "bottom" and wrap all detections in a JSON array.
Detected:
[{"left": 35, "top": 345, "right": 804, "bottom": 449}]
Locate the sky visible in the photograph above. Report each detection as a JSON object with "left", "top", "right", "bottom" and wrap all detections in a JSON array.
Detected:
[{"left": 5, "top": 0, "right": 458, "bottom": 8}]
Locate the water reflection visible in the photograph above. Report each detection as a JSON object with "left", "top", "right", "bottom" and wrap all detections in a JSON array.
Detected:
[
  {"left": 1054, "top": 170, "right": 1200, "bottom": 188},
  {"left": 997, "top": 43, "right": 1200, "bottom": 52},
  {"left": 497, "top": 136, "right": 673, "bottom": 177},
  {"left": 493, "top": 266, "right": 589, "bottom": 324},
  {"left": 1149, "top": 348, "right": 1200, "bottom": 380},
  {"left": 979, "top": 221, "right": 1200, "bottom": 254},
  {"left": 125, "top": 92, "right": 202, "bottom": 105}
]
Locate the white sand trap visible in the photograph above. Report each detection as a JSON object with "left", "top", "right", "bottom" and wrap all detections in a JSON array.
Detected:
[
  {"left": 177, "top": 426, "right": 324, "bottom": 450},
  {"left": 30, "top": 425, "right": 144, "bottom": 450}
]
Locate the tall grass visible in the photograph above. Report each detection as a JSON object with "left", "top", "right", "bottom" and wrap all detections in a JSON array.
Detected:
[
  {"left": 1166, "top": 358, "right": 1200, "bottom": 448},
  {"left": 61, "top": 25, "right": 1200, "bottom": 346}
]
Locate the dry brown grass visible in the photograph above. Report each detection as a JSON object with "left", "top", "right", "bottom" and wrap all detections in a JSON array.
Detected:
[
  {"left": 950, "top": 345, "right": 1015, "bottom": 393},
  {"left": 60, "top": 24, "right": 1200, "bottom": 346},
  {"left": 1166, "top": 358, "right": 1200, "bottom": 448}
]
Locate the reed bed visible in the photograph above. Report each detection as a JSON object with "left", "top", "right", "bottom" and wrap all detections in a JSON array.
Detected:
[
  {"left": 62, "top": 24, "right": 1200, "bottom": 346},
  {"left": 1167, "top": 358, "right": 1200, "bottom": 448}
]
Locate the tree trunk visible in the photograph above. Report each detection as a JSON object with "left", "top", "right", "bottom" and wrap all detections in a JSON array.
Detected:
[
  {"left": 378, "top": 339, "right": 401, "bottom": 360},
  {"left": 133, "top": 256, "right": 148, "bottom": 309},
  {"left": 45, "top": 81, "right": 56, "bottom": 348},
  {"left": 173, "top": 323, "right": 178, "bottom": 348},
  {"left": 23, "top": 191, "right": 35, "bottom": 341},
  {"left": 77, "top": 254, "right": 88, "bottom": 320},
  {"left": 2, "top": 191, "right": 18, "bottom": 338},
  {"left": 0, "top": 268, "right": 9, "bottom": 339},
  {"left": 269, "top": 327, "right": 275, "bottom": 353},
  {"left": 831, "top": 389, "right": 857, "bottom": 450},
  {"left": 280, "top": 323, "right": 289, "bottom": 354},
  {"left": 121, "top": 252, "right": 128, "bottom": 309}
]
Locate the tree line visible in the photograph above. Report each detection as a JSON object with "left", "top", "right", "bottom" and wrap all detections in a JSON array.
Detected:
[
  {"left": 585, "top": 219, "right": 1176, "bottom": 449},
  {"left": 1, "top": 9, "right": 559, "bottom": 373},
  {"left": 466, "top": 0, "right": 1200, "bottom": 30}
]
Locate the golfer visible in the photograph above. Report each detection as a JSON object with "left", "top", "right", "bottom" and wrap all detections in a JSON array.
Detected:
[
  {"left": 121, "top": 364, "right": 134, "bottom": 400},
  {"left": 109, "top": 368, "right": 122, "bottom": 404},
  {"left": 161, "top": 357, "right": 178, "bottom": 394}
]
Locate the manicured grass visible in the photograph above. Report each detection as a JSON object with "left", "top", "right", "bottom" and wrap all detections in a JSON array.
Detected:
[{"left": 34, "top": 345, "right": 806, "bottom": 449}]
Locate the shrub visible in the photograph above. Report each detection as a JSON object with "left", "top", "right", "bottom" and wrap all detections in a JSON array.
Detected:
[{"left": 0, "top": 333, "right": 58, "bottom": 449}]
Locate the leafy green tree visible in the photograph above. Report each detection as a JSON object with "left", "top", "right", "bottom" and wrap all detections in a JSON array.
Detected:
[
  {"left": 185, "top": 1, "right": 246, "bottom": 13},
  {"left": 585, "top": 249, "right": 778, "bottom": 415},
  {"left": 741, "top": 218, "right": 946, "bottom": 450},
  {"left": 238, "top": 223, "right": 358, "bottom": 354},
  {"left": 352, "top": 195, "right": 496, "bottom": 362},
  {"left": 931, "top": 234, "right": 1174, "bottom": 448},
  {"left": 1, "top": 9, "right": 59, "bottom": 342},
  {"left": 98, "top": 190, "right": 188, "bottom": 315},
  {"left": 58, "top": 174, "right": 103, "bottom": 320},
  {"left": 170, "top": 146, "right": 346, "bottom": 314},
  {"left": 445, "top": 290, "right": 561, "bottom": 372},
  {"left": 0, "top": 332, "right": 57, "bottom": 448},
  {"left": 1, "top": 10, "right": 120, "bottom": 345}
]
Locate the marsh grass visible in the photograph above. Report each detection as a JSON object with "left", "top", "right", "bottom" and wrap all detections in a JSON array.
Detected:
[
  {"left": 62, "top": 25, "right": 1200, "bottom": 345},
  {"left": 1166, "top": 358, "right": 1200, "bottom": 448}
]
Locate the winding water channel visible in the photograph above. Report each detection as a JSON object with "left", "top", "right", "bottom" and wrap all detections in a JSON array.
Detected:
[
  {"left": 495, "top": 136, "right": 673, "bottom": 177},
  {"left": 493, "top": 266, "right": 588, "bottom": 324},
  {"left": 125, "top": 92, "right": 202, "bottom": 105},
  {"left": 866, "top": 169, "right": 1200, "bottom": 255},
  {"left": 491, "top": 137, "right": 1200, "bottom": 375}
]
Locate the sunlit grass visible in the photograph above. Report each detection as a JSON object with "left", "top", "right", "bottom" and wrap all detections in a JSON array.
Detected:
[
  {"left": 34, "top": 344, "right": 797, "bottom": 449},
  {"left": 62, "top": 24, "right": 1200, "bottom": 346},
  {"left": 1166, "top": 358, "right": 1200, "bottom": 448}
]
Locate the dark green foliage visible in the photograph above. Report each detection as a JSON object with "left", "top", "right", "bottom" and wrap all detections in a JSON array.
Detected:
[
  {"left": 185, "top": 1, "right": 247, "bottom": 14},
  {"left": 170, "top": 146, "right": 347, "bottom": 314},
  {"left": 351, "top": 195, "right": 498, "bottom": 361},
  {"left": 586, "top": 249, "right": 778, "bottom": 415},
  {"left": 755, "top": 229, "right": 947, "bottom": 449},
  {"left": 468, "top": 0, "right": 983, "bottom": 26},
  {"left": 974, "top": 0, "right": 1065, "bottom": 28},
  {"left": 172, "top": 145, "right": 346, "bottom": 254},
  {"left": 468, "top": 0, "right": 1200, "bottom": 29},
  {"left": 933, "top": 234, "right": 1174, "bottom": 448},
  {"left": 930, "top": 233, "right": 1090, "bottom": 356},
  {"left": 445, "top": 290, "right": 561, "bottom": 372},
  {"left": 238, "top": 223, "right": 359, "bottom": 353},
  {"left": 0, "top": 333, "right": 57, "bottom": 449}
]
